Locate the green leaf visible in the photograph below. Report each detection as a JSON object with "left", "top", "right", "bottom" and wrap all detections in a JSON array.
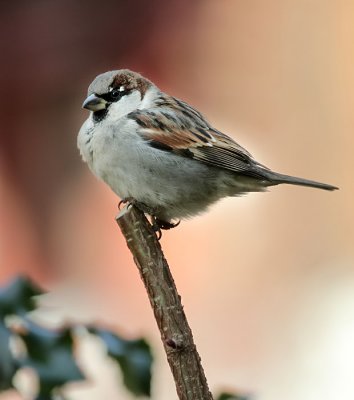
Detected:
[
  {"left": 0, "top": 276, "right": 43, "bottom": 317},
  {"left": 0, "top": 277, "right": 84, "bottom": 395},
  {"left": 0, "top": 277, "right": 154, "bottom": 398},
  {"left": 0, "top": 322, "right": 15, "bottom": 390},
  {"left": 216, "top": 392, "right": 250, "bottom": 400},
  {"left": 0, "top": 276, "right": 43, "bottom": 391},
  {"left": 91, "top": 328, "right": 153, "bottom": 397},
  {"left": 18, "top": 320, "right": 84, "bottom": 397}
]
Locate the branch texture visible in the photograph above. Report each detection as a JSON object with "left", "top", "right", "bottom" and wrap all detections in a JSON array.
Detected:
[{"left": 116, "top": 206, "right": 213, "bottom": 400}]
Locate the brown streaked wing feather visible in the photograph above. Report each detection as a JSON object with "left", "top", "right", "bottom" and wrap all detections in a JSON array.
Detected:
[
  {"left": 130, "top": 109, "right": 214, "bottom": 149},
  {"left": 128, "top": 101, "right": 267, "bottom": 177},
  {"left": 188, "top": 129, "right": 269, "bottom": 178}
]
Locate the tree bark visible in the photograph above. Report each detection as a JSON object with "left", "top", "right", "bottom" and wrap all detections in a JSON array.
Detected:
[{"left": 116, "top": 206, "right": 213, "bottom": 400}]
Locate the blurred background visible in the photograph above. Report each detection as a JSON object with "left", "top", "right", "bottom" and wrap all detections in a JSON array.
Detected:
[{"left": 1, "top": 0, "right": 353, "bottom": 399}]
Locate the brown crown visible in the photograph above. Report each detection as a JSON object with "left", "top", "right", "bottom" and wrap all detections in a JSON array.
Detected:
[{"left": 112, "top": 69, "right": 152, "bottom": 99}]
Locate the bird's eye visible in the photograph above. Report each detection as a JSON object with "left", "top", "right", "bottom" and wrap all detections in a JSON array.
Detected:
[{"left": 110, "top": 89, "right": 120, "bottom": 99}]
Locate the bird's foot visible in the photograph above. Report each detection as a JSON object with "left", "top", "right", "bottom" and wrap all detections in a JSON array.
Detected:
[
  {"left": 118, "top": 197, "right": 133, "bottom": 210},
  {"left": 118, "top": 198, "right": 155, "bottom": 214},
  {"left": 153, "top": 218, "right": 181, "bottom": 230},
  {"left": 151, "top": 218, "right": 181, "bottom": 240},
  {"left": 118, "top": 199, "right": 180, "bottom": 240}
]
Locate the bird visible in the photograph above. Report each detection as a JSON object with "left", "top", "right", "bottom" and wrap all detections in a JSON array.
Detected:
[{"left": 78, "top": 69, "right": 338, "bottom": 230}]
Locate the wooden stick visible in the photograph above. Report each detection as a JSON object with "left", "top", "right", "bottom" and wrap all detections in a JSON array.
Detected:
[{"left": 116, "top": 206, "right": 213, "bottom": 400}]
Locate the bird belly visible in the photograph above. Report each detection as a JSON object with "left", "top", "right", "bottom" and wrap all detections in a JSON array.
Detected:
[{"left": 83, "top": 120, "right": 267, "bottom": 220}]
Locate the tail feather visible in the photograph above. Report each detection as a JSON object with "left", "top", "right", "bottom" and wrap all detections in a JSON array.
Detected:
[{"left": 263, "top": 170, "right": 338, "bottom": 191}]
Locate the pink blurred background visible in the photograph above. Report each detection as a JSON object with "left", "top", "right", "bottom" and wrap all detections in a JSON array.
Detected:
[{"left": 1, "top": 1, "right": 353, "bottom": 399}]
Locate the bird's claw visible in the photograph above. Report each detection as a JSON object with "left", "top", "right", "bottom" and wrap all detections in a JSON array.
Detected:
[
  {"left": 118, "top": 199, "right": 181, "bottom": 240},
  {"left": 154, "top": 219, "right": 181, "bottom": 230},
  {"left": 151, "top": 218, "right": 181, "bottom": 240},
  {"left": 118, "top": 198, "right": 134, "bottom": 210}
]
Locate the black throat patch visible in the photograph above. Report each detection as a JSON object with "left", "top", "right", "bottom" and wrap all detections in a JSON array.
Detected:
[{"left": 92, "top": 107, "right": 109, "bottom": 123}]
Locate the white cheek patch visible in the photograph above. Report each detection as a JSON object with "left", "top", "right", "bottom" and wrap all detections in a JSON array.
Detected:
[{"left": 107, "top": 90, "right": 141, "bottom": 121}]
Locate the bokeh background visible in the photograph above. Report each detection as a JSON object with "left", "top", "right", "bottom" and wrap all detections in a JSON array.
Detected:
[{"left": 1, "top": 1, "right": 353, "bottom": 399}]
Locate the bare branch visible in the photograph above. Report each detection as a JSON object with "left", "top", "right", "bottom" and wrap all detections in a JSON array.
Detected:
[{"left": 116, "top": 206, "right": 213, "bottom": 400}]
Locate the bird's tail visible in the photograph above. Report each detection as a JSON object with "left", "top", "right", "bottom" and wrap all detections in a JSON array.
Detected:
[{"left": 262, "top": 170, "right": 338, "bottom": 191}]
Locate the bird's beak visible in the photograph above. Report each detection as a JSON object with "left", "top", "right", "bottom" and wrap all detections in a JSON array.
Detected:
[{"left": 82, "top": 94, "right": 108, "bottom": 112}]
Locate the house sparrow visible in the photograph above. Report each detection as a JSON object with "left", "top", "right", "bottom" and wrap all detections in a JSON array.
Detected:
[{"left": 78, "top": 69, "right": 338, "bottom": 228}]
